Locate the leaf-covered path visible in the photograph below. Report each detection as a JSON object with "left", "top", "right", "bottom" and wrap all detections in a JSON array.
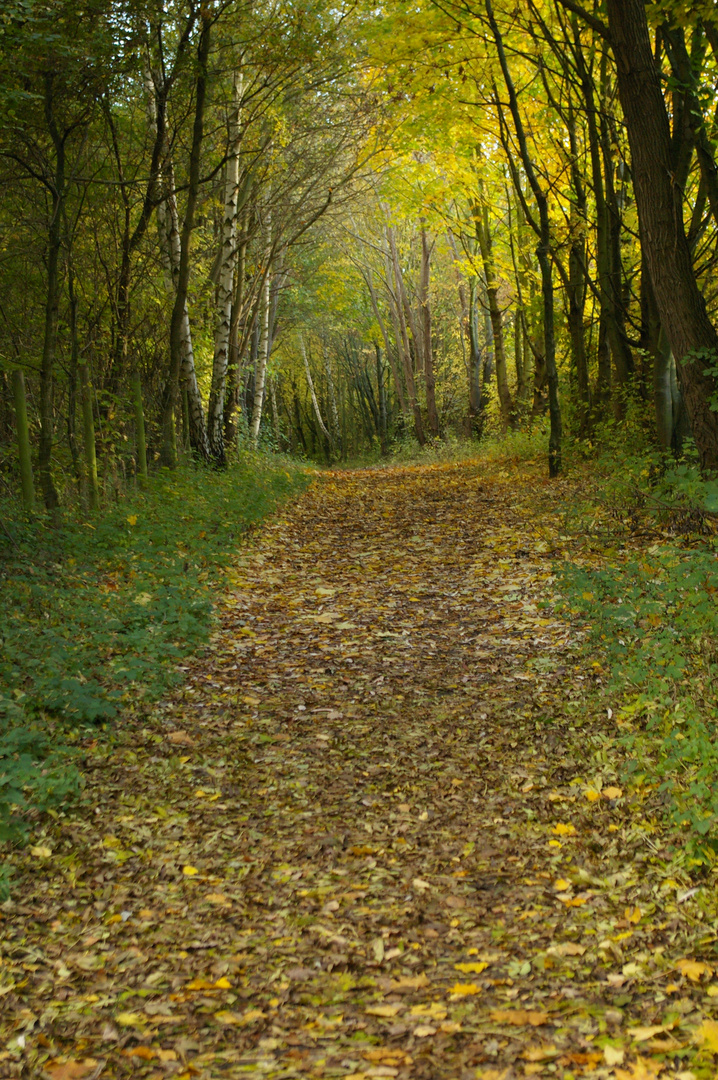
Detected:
[{"left": 3, "top": 462, "right": 715, "bottom": 1079}]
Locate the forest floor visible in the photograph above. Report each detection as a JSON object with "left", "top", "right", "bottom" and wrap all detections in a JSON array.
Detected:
[{"left": 2, "top": 459, "right": 716, "bottom": 1080}]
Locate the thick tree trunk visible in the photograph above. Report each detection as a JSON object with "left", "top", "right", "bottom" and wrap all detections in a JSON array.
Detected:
[
  {"left": 606, "top": 0, "right": 718, "bottom": 472},
  {"left": 208, "top": 72, "right": 242, "bottom": 465}
]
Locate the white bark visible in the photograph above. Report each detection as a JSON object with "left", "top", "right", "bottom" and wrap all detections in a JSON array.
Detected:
[
  {"left": 145, "top": 56, "right": 209, "bottom": 459},
  {"left": 250, "top": 216, "right": 272, "bottom": 445},
  {"left": 300, "top": 334, "right": 331, "bottom": 442},
  {"left": 208, "top": 72, "right": 243, "bottom": 462}
]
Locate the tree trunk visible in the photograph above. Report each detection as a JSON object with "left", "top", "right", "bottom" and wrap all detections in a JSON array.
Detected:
[
  {"left": 488, "top": 0, "right": 562, "bottom": 474},
  {"left": 79, "top": 363, "right": 99, "bottom": 511},
  {"left": 39, "top": 75, "right": 63, "bottom": 513},
  {"left": 420, "top": 226, "right": 440, "bottom": 438},
  {"left": 208, "top": 72, "right": 242, "bottom": 465},
  {"left": 160, "top": 18, "right": 211, "bottom": 466},
  {"left": 13, "top": 370, "right": 34, "bottom": 512},
  {"left": 386, "top": 226, "right": 425, "bottom": 445},
  {"left": 250, "top": 227, "right": 272, "bottom": 445},
  {"left": 132, "top": 371, "right": 148, "bottom": 487},
  {"left": 606, "top": 0, "right": 718, "bottom": 471},
  {"left": 475, "top": 197, "right": 512, "bottom": 427}
]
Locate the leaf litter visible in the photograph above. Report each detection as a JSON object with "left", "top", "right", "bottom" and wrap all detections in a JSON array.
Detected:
[{"left": 2, "top": 459, "right": 718, "bottom": 1078}]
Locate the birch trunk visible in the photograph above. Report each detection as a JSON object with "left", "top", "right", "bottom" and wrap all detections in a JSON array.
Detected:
[
  {"left": 208, "top": 72, "right": 242, "bottom": 465},
  {"left": 146, "top": 59, "right": 210, "bottom": 462},
  {"left": 250, "top": 220, "right": 272, "bottom": 445},
  {"left": 300, "top": 334, "right": 331, "bottom": 444}
]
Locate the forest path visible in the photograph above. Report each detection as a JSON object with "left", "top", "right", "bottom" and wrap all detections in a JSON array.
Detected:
[{"left": 2, "top": 461, "right": 704, "bottom": 1079}]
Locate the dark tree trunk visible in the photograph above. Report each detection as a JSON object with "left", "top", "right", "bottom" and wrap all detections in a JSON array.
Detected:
[{"left": 606, "top": 0, "right": 718, "bottom": 472}]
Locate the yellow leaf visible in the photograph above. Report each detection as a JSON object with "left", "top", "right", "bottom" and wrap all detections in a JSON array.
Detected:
[
  {"left": 158, "top": 1050, "right": 178, "bottom": 1062},
  {"left": 205, "top": 893, "right": 231, "bottom": 906},
  {"left": 553, "top": 879, "right": 571, "bottom": 892},
  {"left": 440, "top": 1020, "right": 462, "bottom": 1033},
  {"left": 214, "top": 1010, "right": 243, "bottom": 1025},
  {"left": 625, "top": 906, "right": 641, "bottom": 924},
  {"left": 603, "top": 1045, "right": 625, "bottom": 1066},
  {"left": 697, "top": 1018, "right": 718, "bottom": 1053},
  {"left": 449, "top": 982, "right": 481, "bottom": 996},
  {"left": 627, "top": 1024, "right": 672, "bottom": 1041},
  {"left": 185, "top": 978, "right": 215, "bottom": 991},
  {"left": 126, "top": 515, "right": 138, "bottom": 526},
  {"left": 454, "top": 962, "right": 488, "bottom": 974},
  {"left": 603, "top": 786, "right": 623, "bottom": 799},
  {"left": 390, "top": 974, "right": 430, "bottom": 991},
  {"left": 410, "top": 1002, "right": 447, "bottom": 1019},
  {"left": 677, "top": 958, "right": 712, "bottom": 981},
  {"left": 183, "top": 865, "right": 198, "bottom": 876},
  {"left": 413, "top": 1024, "right": 436, "bottom": 1037},
  {"left": 585, "top": 789, "right": 601, "bottom": 803},
  {"left": 551, "top": 823, "right": 576, "bottom": 836},
  {"left": 29, "top": 845, "right": 52, "bottom": 858},
  {"left": 116, "top": 1011, "right": 144, "bottom": 1028},
  {"left": 214, "top": 977, "right": 232, "bottom": 989},
  {"left": 365, "top": 1004, "right": 402, "bottom": 1017}
]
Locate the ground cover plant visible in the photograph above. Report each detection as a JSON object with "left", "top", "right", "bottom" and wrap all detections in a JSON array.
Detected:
[{"left": 0, "top": 456, "right": 309, "bottom": 853}]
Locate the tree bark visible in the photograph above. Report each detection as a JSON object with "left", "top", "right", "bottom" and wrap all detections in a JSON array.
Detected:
[
  {"left": 475, "top": 196, "right": 512, "bottom": 428},
  {"left": 420, "top": 226, "right": 440, "bottom": 438},
  {"left": 606, "top": 0, "right": 718, "bottom": 471},
  {"left": 208, "top": 71, "right": 242, "bottom": 464},
  {"left": 160, "top": 17, "right": 211, "bottom": 466},
  {"left": 12, "top": 370, "right": 34, "bottom": 512}
]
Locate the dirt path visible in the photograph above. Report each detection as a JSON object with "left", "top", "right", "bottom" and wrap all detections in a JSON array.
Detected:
[{"left": 1, "top": 462, "right": 712, "bottom": 1079}]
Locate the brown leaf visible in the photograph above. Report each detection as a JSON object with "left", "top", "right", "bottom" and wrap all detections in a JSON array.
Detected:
[{"left": 489, "top": 1009, "right": 550, "bottom": 1026}]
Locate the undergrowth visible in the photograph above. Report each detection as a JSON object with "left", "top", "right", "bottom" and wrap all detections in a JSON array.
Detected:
[
  {"left": 0, "top": 454, "right": 310, "bottom": 854},
  {"left": 557, "top": 440, "right": 718, "bottom": 867}
]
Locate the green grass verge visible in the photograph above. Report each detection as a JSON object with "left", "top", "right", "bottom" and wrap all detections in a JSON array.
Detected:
[
  {"left": 557, "top": 456, "right": 718, "bottom": 867},
  {"left": 0, "top": 454, "right": 311, "bottom": 862}
]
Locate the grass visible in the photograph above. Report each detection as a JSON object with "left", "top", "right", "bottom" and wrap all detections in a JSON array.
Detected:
[{"left": 0, "top": 453, "right": 311, "bottom": 858}]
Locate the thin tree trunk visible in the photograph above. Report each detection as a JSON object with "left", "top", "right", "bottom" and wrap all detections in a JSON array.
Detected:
[
  {"left": 475, "top": 196, "right": 512, "bottom": 428},
  {"left": 13, "top": 370, "right": 34, "bottom": 512},
  {"left": 386, "top": 225, "right": 425, "bottom": 445},
  {"left": 39, "top": 75, "right": 63, "bottom": 512},
  {"left": 420, "top": 226, "right": 440, "bottom": 438},
  {"left": 488, "top": 0, "right": 562, "bottom": 475},
  {"left": 250, "top": 222, "right": 272, "bottom": 445},
  {"left": 160, "top": 17, "right": 211, "bottom": 466},
  {"left": 208, "top": 71, "right": 242, "bottom": 464},
  {"left": 300, "top": 334, "right": 331, "bottom": 444},
  {"left": 132, "top": 371, "right": 148, "bottom": 486},
  {"left": 79, "top": 363, "right": 99, "bottom": 511}
]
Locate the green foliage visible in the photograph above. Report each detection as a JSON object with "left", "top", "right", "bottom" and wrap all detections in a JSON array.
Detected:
[
  {"left": 1, "top": 455, "right": 309, "bottom": 724},
  {"left": 0, "top": 455, "right": 309, "bottom": 841},
  {"left": 0, "top": 694, "right": 81, "bottom": 846},
  {"left": 560, "top": 531, "right": 718, "bottom": 863}
]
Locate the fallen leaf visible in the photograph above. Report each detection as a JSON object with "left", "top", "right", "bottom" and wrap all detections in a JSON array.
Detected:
[
  {"left": 604, "top": 1044, "right": 625, "bottom": 1065},
  {"left": 167, "top": 731, "right": 195, "bottom": 747},
  {"left": 696, "top": 1018, "right": 718, "bottom": 1053},
  {"left": 454, "top": 962, "right": 488, "bottom": 974},
  {"left": 603, "top": 786, "right": 623, "bottom": 799},
  {"left": 489, "top": 1009, "right": 549, "bottom": 1026},
  {"left": 115, "top": 1012, "right": 144, "bottom": 1028},
  {"left": 182, "top": 865, "right": 199, "bottom": 876},
  {"left": 676, "top": 958, "right": 712, "bottom": 981},
  {"left": 390, "top": 974, "right": 430, "bottom": 991},
  {"left": 44, "top": 1061, "right": 99, "bottom": 1080},
  {"left": 122, "top": 1046, "right": 156, "bottom": 1060},
  {"left": 627, "top": 1024, "right": 673, "bottom": 1042},
  {"left": 413, "top": 1024, "right": 436, "bottom": 1037},
  {"left": 521, "top": 1045, "right": 558, "bottom": 1061},
  {"left": 30, "top": 845, "right": 52, "bottom": 858},
  {"left": 365, "top": 1004, "right": 403, "bottom": 1017},
  {"left": 546, "top": 942, "right": 585, "bottom": 957},
  {"left": 449, "top": 982, "right": 481, "bottom": 996},
  {"left": 553, "top": 879, "right": 571, "bottom": 892},
  {"left": 551, "top": 823, "right": 576, "bottom": 836}
]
